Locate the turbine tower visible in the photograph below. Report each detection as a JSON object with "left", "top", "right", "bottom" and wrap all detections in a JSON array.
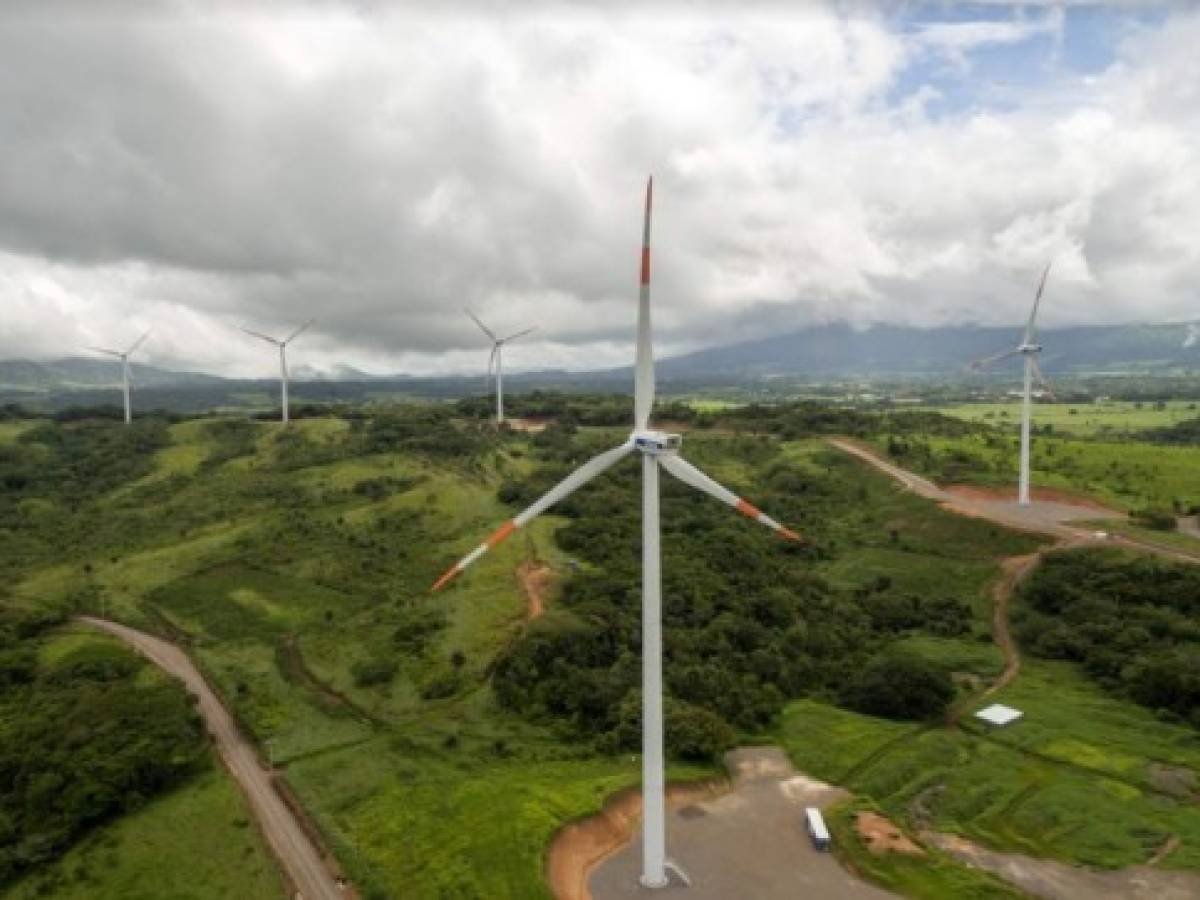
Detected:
[
  {"left": 432, "top": 177, "right": 800, "bottom": 889},
  {"left": 970, "top": 263, "right": 1054, "bottom": 506},
  {"left": 465, "top": 310, "right": 535, "bottom": 425},
  {"left": 87, "top": 331, "right": 150, "bottom": 425},
  {"left": 239, "top": 320, "right": 314, "bottom": 424}
]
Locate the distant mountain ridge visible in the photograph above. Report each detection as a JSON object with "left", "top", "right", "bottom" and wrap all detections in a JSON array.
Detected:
[
  {"left": 2, "top": 321, "right": 1196, "bottom": 399},
  {"left": 0, "top": 358, "right": 224, "bottom": 391},
  {"left": 655, "top": 322, "right": 1198, "bottom": 379}
]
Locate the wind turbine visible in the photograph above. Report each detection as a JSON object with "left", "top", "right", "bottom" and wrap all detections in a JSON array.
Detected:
[
  {"left": 970, "top": 263, "right": 1054, "bottom": 506},
  {"left": 238, "top": 320, "right": 314, "bottom": 424},
  {"left": 87, "top": 331, "right": 150, "bottom": 425},
  {"left": 432, "top": 177, "right": 801, "bottom": 889},
  {"left": 464, "top": 309, "right": 535, "bottom": 425}
]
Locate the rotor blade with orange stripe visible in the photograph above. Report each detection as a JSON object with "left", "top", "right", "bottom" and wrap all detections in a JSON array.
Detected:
[
  {"left": 658, "top": 453, "right": 802, "bottom": 543},
  {"left": 431, "top": 442, "right": 634, "bottom": 591}
]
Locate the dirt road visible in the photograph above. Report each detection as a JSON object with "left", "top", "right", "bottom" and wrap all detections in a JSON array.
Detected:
[
  {"left": 517, "top": 559, "right": 554, "bottom": 619},
  {"left": 828, "top": 438, "right": 1200, "bottom": 565},
  {"left": 827, "top": 438, "right": 1200, "bottom": 705},
  {"left": 79, "top": 616, "right": 345, "bottom": 900}
]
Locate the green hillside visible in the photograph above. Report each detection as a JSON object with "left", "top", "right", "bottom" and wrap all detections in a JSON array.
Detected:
[{"left": 3, "top": 400, "right": 1199, "bottom": 898}]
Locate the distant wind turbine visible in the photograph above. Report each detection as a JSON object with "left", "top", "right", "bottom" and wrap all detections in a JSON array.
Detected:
[
  {"left": 434, "top": 177, "right": 801, "bottom": 890},
  {"left": 239, "top": 320, "right": 315, "bottom": 424},
  {"left": 87, "top": 331, "right": 151, "bottom": 425},
  {"left": 969, "top": 263, "right": 1054, "bottom": 506},
  {"left": 465, "top": 309, "right": 535, "bottom": 425}
]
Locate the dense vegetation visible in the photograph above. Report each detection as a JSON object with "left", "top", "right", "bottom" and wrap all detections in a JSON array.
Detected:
[
  {"left": 0, "top": 610, "right": 208, "bottom": 887},
  {"left": 490, "top": 426, "right": 988, "bottom": 754},
  {"left": 1015, "top": 549, "right": 1200, "bottom": 726}
]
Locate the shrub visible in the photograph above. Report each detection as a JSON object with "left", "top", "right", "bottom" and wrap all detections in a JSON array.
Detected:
[
  {"left": 1129, "top": 508, "right": 1176, "bottom": 531},
  {"left": 840, "top": 650, "right": 954, "bottom": 721},
  {"left": 351, "top": 658, "right": 397, "bottom": 688}
]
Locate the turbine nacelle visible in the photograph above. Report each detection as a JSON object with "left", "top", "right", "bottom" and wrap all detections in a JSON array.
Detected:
[
  {"left": 632, "top": 431, "right": 682, "bottom": 455},
  {"left": 1018, "top": 342, "right": 1043, "bottom": 355}
]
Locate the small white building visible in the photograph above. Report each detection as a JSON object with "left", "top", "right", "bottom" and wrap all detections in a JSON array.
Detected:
[{"left": 975, "top": 703, "right": 1023, "bottom": 727}]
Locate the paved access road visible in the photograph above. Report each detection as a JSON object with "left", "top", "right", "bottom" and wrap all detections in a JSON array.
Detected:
[{"left": 79, "top": 616, "right": 344, "bottom": 900}]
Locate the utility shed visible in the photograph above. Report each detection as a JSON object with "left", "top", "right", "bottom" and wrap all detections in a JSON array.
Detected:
[{"left": 975, "top": 703, "right": 1023, "bottom": 727}]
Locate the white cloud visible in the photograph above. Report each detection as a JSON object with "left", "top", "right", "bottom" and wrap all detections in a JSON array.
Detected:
[{"left": 0, "top": 2, "right": 1197, "bottom": 376}]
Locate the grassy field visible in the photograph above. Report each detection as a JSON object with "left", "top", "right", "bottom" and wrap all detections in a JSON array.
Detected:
[
  {"left": 826, "top": 799, "right": 1026, "bottom": 899},
  {"left": 779, "top": 650, "right": 1200, "bottom": 873},
  {"left": 7, "top": 406, "right": 1200, "bottom": 898},
  {"left": 931, "top": 399, "right": 1200, "bottom": 436},
  {"left": 876, "top": 429, "right": 1200, "bottom": 511},
  {"left": 1, "top": 769, "right": 287, "bottom": 900}
]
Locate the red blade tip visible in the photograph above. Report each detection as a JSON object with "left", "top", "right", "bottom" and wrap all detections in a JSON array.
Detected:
[{"left": 431, "top": 566, "right": 459, "bottom": 592}]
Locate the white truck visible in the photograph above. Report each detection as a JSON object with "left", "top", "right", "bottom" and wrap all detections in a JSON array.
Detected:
[{"left": 805, "top": 806, "right": 831, "bottom": 852}]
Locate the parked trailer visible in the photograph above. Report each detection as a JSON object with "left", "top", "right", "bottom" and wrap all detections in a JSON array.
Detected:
[{"left": 805, "top": 806, "right": 831, "bottom": 852}]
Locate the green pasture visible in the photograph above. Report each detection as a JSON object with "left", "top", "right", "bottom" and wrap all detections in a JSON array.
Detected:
[
  {"left": 879, "top": 430, "right": 1200, "bottom": 511},
  {"left": 780, "top": 675, "right": 1200, "bottom": 872},
  {"left": 932, "top": 399, "right": 1200, "bottom": 436}
]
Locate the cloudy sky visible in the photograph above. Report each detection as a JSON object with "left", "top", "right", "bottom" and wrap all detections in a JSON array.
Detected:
[{"left": 1, "top": 1, "right": 1197, "bottom": 377}]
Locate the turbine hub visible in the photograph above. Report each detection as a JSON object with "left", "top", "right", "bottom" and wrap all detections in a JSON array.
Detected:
[
  {"left": 632, "top": 431, "right": 682, "bottom": 455},
  {"left": 1019, "top": 343, "right": 1043, "bottom": 354}
]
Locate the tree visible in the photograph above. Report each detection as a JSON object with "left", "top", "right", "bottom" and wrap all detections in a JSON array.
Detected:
[{"left": 840, "top": 650, "right": 954, "bottom": 721}]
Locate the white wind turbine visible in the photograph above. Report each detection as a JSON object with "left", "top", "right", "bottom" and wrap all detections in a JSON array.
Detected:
[
  {"left": 970, "top": 263, "right": 1054, "bottom": 506},
  {"left": 465, "top": 309, "right": 536, "bottom": 425},
  {"left": 239, "top": 320, "right": 315, "bottom": 424},
  {"left": 87, "top": 331, "right": 151, "bottom": 425},
  {"left": 432, "top": 177, "right": 801, "bottom": 889}
]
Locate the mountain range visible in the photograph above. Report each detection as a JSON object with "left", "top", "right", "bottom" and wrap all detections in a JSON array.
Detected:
[{"left": 2, "top": 322, "right": 1197, "bottom": 406}]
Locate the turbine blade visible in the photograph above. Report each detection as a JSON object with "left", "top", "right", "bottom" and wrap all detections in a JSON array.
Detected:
[
  {"left": 239, "top": 326, "right": 281, "bottom": 345},
  {"left": 634, "top": 175, "right": 655, "bottom": 429},
  {"left": 501, "top": 326, "right": 537, "bottom": 343},
  {"left": 1025, "top": 261, "right": 1052, "bottom": 343},
  {"left": 126, "top": 330, "right": 151, "bottom": 355},
  {"left": 465, "top": 308, "right": 497, "bottom": 341},
  {"left": 486, "top": 344, "right": 497, "bottom": 394},
  {"left": 658, "top": 453, "right": 802, "bottom": 543},
  {"left": 1030, "top": 356, "right": 1056, "bottom": 401},
  {"left": 86, "top": 346, "right": 123, "bottom": 358},
  {"left": 432, "top": 443, "right": 634, "bottom": 591},
  {"left": 284, "top": 318, "right": 315, "bottom": 344},
  {"left": 968, "top": 347, "right": 1022, "bottom": 371}
]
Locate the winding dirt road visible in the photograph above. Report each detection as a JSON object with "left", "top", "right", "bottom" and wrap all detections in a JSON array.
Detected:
[
  {"left": 827, "top": 437, "right": 1200, "bottom": 702},
  {"left": 79, "top": 616, "right": 345, "bottom": 900}
]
